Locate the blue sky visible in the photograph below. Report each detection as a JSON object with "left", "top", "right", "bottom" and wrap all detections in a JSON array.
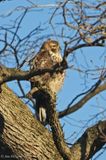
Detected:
[{"left": 0, "top": 0, "right": 106, "bottom": 159}]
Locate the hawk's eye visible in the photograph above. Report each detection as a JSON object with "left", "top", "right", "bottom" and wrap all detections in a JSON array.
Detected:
[
  {"left": 51, "top": 44, "right": 57, "bottom": 51},
  {"left": 51, "top": 44, "right": 56, "bottom": 48}
]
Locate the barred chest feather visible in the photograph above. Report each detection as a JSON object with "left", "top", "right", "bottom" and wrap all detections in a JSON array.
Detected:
[
  {"left": 49, "top": 51, "right": 62, "bottom": 63},
  {"left": 48, "top": 71, "right": 65, "bottom": 93},
  {"left": 47, "top": 51, "right": 65, "bottom": 93}
]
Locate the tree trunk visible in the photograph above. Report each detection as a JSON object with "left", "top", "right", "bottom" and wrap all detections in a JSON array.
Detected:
[
  {"left": 0, "top": 84, "right": 106, "bottom": 160},
  {"left": 0, "top": 84, "right": 62, "bottom": 160}
]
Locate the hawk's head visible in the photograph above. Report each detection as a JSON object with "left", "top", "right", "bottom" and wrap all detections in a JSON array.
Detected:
[{"left": 40, "top": 39, "right": 60, "bottom": 53}]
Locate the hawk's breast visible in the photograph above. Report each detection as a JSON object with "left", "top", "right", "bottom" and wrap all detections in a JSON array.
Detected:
[{"left": 48, "top": 71, "right": 65, "bottom": 93}]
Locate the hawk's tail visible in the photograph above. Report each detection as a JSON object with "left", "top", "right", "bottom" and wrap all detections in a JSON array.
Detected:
[
  {"left": 32, "top": 91, "right": 47, "bottom": 125},
  {"left": 39, "top": 107, "right": 46, "bottom": 123}
]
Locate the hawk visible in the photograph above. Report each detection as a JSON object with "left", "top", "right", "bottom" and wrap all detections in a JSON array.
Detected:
[{"left": 29, "top": 39, "right": 65, "bottom": 124}]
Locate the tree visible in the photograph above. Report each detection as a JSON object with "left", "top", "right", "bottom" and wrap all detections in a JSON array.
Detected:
[{"left": 0, "top": 0, "right": 106, "bottom": 159}]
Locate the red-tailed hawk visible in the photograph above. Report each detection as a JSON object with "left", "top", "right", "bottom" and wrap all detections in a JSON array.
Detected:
[{"left": 29, "top": 39, "right": 65, "bottom": 124}]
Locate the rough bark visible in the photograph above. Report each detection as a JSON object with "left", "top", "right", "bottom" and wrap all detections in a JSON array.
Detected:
[
  {"left": 0, "top": 84, "right": 62, "bottom": 160},
  {"left": 45, "top": 90, "right": 71, "bottom": 160},
  {"left": 0, "top": 84, "right": 106, "bottom": 160},
  {"left": 69, "top": 120, "right": 106, "bottom": 160}
]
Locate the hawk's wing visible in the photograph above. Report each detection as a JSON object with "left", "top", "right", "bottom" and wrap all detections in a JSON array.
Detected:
[
  {"left": 30, "top": 50, "right": 54, "bottom": 70},
  {"left": 29, "top": 50, "right": 56, "bottom": 89}
]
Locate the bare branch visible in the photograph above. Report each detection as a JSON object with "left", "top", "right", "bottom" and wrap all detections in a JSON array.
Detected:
[
  {"left": 64, "top": 36, "right": 106, "bottom": 58},
  {"left": 69, "top": 120, "right": 106, "bottom": 160},
  {"left": 40, "top": 88, "right": 72, "bottom": 159},
  {"left": 0, "top": 61, "right": 67, "bottom": 85},
  {"left": 59, "top": 83, "right": 106, "bottom": 118}
]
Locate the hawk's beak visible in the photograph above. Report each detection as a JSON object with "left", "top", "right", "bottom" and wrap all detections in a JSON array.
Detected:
[{"left": 59, "top": 46, "right": 62, "bottom": 51}]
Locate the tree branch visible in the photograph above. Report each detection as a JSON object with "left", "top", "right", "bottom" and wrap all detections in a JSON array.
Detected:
[
  {"left": 64, "top": 36, "right": 106, "bottom": 58},
  {"left": 0, "top": 62, "right": 67, "bottom": 85},
  {"left": 70, "top": 120, "right": 106, "bottom": 160},
  {"left": 42, "top": 88, "right": 72, "bottom": 160},
  {"left": 59, "top": 83, "right": 106, "bottom": 118}
]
